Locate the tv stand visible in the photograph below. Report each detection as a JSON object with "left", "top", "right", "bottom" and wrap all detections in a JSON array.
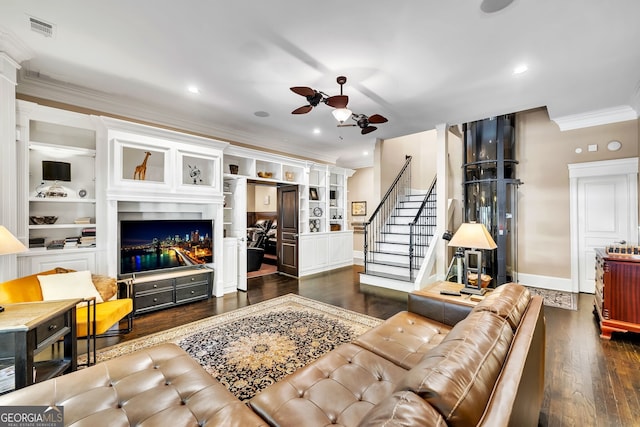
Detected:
[{"left": 123, "top": 267, "right": 213, "bottom": 316}]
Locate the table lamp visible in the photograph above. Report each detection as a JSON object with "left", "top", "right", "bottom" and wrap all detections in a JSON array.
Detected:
[
  {"left": 0, "top": 225, "right": 28, "bottom": 312},
  {"left": 448, "top": 222, "right": 497, "bottom": 295}
]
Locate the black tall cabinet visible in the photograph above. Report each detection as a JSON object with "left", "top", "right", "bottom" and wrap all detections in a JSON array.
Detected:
[{"left": 462, "top": 115, "right": 521, "bottom": 286}]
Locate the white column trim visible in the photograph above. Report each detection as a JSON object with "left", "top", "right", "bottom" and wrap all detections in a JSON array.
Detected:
[
  {"left": 0, "top": 53, "right": 20, "bottom": 280},
  {"left": 435, "top": 123, "right": 448, "bottom": 280}
]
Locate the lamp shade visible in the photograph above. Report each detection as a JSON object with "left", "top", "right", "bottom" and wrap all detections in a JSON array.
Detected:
[
  {"left": 0, "top": 226, "right": 28, "bottom": 255},
  {"left": 448, "top": 222, "right": 497, "bottom": 250},
  {"left": 332, "top": 108, "right": 352, "bottom": 123}
]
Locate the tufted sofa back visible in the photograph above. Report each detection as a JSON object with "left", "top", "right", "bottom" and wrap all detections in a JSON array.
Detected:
[{"left": 0, "top": 343, "right": 267, "bottom": 426}]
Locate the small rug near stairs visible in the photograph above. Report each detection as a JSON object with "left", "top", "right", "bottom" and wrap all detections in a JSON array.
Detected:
[{"left": 81, "top": 294, "right": 382, "bottom": 401}]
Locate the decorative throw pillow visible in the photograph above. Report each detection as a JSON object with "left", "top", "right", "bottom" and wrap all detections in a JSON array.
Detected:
[
  {"left": 90, "top": 274, "right": 117, "bottom": 301},
  {"left": 51, "top": 267, "right": 117, "bottom": 301},
  {"left": 38, "top": 270, "right": 104, "bottom": 307}
]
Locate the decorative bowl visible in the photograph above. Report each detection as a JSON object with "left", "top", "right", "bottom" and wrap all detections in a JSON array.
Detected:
[
  {"left": 30, "top": 216, "right": 58, "bottom": 225},
  {"left": 257, "top": 171, "right": 273, "bottom": 178}
]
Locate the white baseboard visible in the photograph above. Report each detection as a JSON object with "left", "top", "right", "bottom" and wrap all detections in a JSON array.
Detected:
[
  {"left": 353, "top": 250, "right": 364, "bottom": 266},
  {"left": 515, "top": 272, "right": 573, "bottom": 293}
]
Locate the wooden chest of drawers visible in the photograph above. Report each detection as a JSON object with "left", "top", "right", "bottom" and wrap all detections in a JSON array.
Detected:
[{"left": 594, "top": 248, "right": 640, "bottom": 339}]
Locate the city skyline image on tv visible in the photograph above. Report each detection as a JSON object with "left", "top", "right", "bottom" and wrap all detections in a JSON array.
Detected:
[{"left": 120, "top": 219, "right": 213, "bottom": 275}]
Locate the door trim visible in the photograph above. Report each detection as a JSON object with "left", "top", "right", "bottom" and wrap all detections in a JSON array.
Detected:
[{"left": 569, "top": 157, "right": 638, "bottom": 293}]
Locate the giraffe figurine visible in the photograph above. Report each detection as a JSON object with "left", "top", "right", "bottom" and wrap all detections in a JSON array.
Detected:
[{"left": 133, "top": 151, "right": 152, "bottom": 180}]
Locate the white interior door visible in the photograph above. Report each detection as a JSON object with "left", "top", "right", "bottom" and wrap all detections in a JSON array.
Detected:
[
  {"left": 233, "top": 179, "right": 247, "bottom": 291},
  {"left": 570, "top": 158, "right": 638, "bottom": 294}
]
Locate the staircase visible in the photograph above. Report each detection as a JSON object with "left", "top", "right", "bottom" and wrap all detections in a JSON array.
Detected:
[{"left": 361, "top": 156, "right": 438, "bottom": 291}]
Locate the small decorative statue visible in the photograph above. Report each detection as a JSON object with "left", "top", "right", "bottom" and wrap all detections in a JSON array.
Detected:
[
  {"left": 133, "top": 151, "right": 152, "bottom": 180},
  {"left": 188, "top": 164, "right": 203, "bottom": 184}
]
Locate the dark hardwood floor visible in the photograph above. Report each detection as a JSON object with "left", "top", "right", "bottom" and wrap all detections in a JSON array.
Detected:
[{"left": 97, "top": 266, "right": 640, "bottom": 427}]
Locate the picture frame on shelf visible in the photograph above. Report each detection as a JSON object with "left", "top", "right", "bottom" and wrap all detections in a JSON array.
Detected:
[
  {"left": 351, "top": 201, "right": 367, "bottom": 216},
  {"left": 309, "top": 187, "right": 319, "bottom": 200}
]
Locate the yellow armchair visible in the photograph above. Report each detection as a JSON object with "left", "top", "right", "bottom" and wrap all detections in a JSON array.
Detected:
[{"left": 0, "top": 268, "right": 133, "bottom": 337}]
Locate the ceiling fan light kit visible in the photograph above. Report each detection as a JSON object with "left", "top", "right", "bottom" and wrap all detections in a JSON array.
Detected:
[
  {"left": 290, "top": 75, "right": 388, "bottom": 134},
  {"left": 332, "top": 108, "right": 352, "bottom": 123}
]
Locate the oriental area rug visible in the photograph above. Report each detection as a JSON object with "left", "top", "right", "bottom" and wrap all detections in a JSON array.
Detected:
[{"left": 82, "top": 294, "right": 382, "bottom": 401}]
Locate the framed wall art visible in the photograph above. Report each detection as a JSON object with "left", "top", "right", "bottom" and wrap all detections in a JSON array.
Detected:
[
  {"left": 309, "top": 187, "right": 319, "bottom": 200},
  {"left": 351, "top": 201, "right": 367, "bottom": 216}
]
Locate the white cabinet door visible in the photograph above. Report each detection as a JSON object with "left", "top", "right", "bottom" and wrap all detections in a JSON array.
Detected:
[{"left": 223, "top": 238, "right": 239, "bottom": 293}]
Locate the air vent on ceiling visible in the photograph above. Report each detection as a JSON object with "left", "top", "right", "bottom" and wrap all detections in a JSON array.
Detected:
[{"left": 29, "top": 16, "right": 55, "bottom": 37}]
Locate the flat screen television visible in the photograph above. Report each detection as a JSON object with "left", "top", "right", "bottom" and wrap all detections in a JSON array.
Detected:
[
  {"left": 119, "top": 219, "right": 213, "bottom": 276},
  {"left": 42, "top": 161, "right": 71, "bottom": 181}
]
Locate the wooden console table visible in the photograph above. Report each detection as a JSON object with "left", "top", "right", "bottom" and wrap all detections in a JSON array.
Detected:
[
  {"left": 594, "top": 248, "right": 640, "bottom": 339},
  {"left": 122, "top": 268, "right": 213, "bottom": 316},
  {"left": 0, "top": 299, "right": 80, "bottom": 392}
]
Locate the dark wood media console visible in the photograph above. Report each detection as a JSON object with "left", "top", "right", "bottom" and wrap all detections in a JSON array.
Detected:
[
  {"left": 120, "top": 267, "right": 214, "bottom": 316},
  {"left": 594, "top": 248, "right": 640, "bottom": 339}
]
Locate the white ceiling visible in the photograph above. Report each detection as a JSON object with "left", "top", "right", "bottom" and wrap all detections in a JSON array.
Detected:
[{"left": 1, "top": 0, "right": 639, "bottom": 168}]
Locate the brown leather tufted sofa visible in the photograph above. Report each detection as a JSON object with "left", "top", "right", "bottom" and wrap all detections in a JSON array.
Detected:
[{"left": 0, "top": 283, "right": 544, "bottom": 426}]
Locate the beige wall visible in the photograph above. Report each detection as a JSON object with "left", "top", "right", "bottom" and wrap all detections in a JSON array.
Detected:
[
  {"left": 350, "top": 108, "right": 639, "bottom": 281},
  {"left": 349, "top": 167, "right": 375, "bottom": 250},
  {"left": 247, "top": 183, "right": 277, "bottom": 212},
  {"left": 378, "top": 130, "right": 438, "bottom": 193},
  {"left": 246, "top": 183, "right": 256, "bottom": 212},
  {"left": 517, "top": 108, "right": 639, "bottom": 278}
]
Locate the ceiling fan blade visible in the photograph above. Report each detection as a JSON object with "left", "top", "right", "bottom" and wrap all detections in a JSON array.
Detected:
[
  {"left": 326, "top": 95, "right": 349, "bottom": 109},
  {"left": 368, "top": 114, "right": 388, "bottom": 124},
  {"left": 361, "top": 126, "right": 377, "bottom": 135},
  {"left": 292, "top": 105, "right": 313, "bottom": 114},
  {"left": 290, "top": 86, "right": 316, "bottom": 97}
]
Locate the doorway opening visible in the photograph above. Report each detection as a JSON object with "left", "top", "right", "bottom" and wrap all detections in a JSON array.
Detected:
[{"left": 247, "top": 181, "right": 278, "bottom": 278}]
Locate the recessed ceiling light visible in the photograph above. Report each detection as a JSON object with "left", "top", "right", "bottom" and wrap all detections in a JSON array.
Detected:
[
  {"left": 313, "top": 128, "right": 321, "bottom": 134},
  {"left": 254, "top": 111, "right": 270, "bottom": 118},
  {"left": 513, "top": 64, "right": 528, "bottom": 75},
  {"left": 480, "top": 0, "right": 515, "bottom": 13},
  {"left": 363, "top": 151, "right": 369, "bottom": 156},
  {"left": 187, "top": 85, "right": 200, "bottom": 94}
]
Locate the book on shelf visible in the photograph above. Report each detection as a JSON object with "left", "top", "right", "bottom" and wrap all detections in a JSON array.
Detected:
[
  {"left": 64, "top": 236, "right": 79, "bottom": 248},
  {"left": 46, "top": 239, "right": 65, "bottom": 250},
  {"left": 74, "top": 217, "right": 92, "bottom": 224},
  {"left": 81, "top": 228, "right": 96, "bottom": 237},
  {"left": 78, "top": 235, "right": 96, "bottom": 248},
  {"left": 29, "top": 237, "right": 45, "bottom": 248}
]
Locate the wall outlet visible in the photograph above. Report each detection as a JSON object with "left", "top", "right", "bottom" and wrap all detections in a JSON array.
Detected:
[{"left": 588, "top": 144, "right": 598, "bottom": 152}]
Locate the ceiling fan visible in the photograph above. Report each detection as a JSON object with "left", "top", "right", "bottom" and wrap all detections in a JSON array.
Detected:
[
  {"left": 290, "top": 76, "right": 388, "bottom": 134},
  {"left": 338, "top": 113, "right": 388, "bottom": 135},
  {"left": 290, "top": 76, "right": 349, "bottom": 114}
]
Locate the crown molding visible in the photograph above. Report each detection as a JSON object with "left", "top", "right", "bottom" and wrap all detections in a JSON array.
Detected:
[
  {"left": 16, "top": 69, "right": 338, "bottom": 164},
  {"left": 0, "top": 27, "right": 33, "bottom": 65},
  {"left": 551, "top": 105, "right": 638, "bottom": 131}
]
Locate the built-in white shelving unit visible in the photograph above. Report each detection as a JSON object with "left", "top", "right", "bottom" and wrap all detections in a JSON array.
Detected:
[
  {"left": 222, "top": 146, "right": 354, "bottom": 280},
  {"left": 16, "top": 101, "right": 102, "bottom": 274},
  {"left": 15, "top": 100, "right": 355, "bottom": 293}
]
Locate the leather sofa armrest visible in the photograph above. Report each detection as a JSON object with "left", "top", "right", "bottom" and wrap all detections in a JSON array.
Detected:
[{"left": 408, "top": 292, "right": 472, "bottom": 327}]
